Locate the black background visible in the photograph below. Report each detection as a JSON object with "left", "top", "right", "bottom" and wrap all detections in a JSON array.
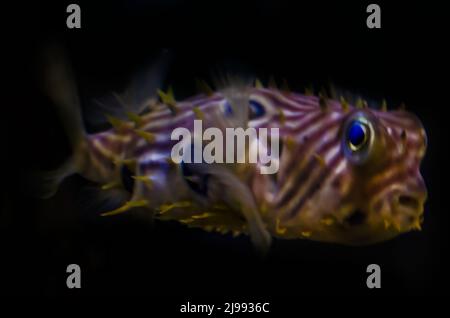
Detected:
[{"left": 4, "top": 0, "right": 449, "bottom": 314}]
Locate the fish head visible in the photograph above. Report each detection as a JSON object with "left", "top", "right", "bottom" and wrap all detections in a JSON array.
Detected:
[{"left": 260, "top": 102, "right": 427, "bottom": 245}]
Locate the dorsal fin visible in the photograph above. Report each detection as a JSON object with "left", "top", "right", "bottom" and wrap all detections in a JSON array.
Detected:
[
  {"left": 381, "top": 99, "right": 387, "bottom": 112},
  {"left": 280, "top": 78, "right": 290, "bottom": 93},
  {"left": 195, "top": 78, "right": 214, "bottom": 96},
  {"left": 304, "top": 85, "right": 314, "bottom": 96},
  {"left": 340, "top": 96, "right": 349, "bottom": 112},
  {"left": 157, "top": 86, "right": 179, "bottom": 114},
  {"left": 268, "top": 76, "right": 277, "bottom": 89},
  {"left": 254, "top": 78, "right": 264, "bottom": 89}
]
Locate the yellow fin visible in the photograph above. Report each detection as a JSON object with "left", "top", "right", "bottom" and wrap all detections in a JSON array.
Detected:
[
  {"left": 158, "top": 201, "right": 192, "bottom": 214},
  {"left": 157, "top": 86, "right": 178, "bottom": 114},
  {"left": 255, "top": 78, "right": 264, "bottom": 89},
  {"left": 285, "top": 136, "right": 297, "bottom": 151},
  {"left": 113, "top": 158, "right": 136, "bottom": 170},
  {"left": 320, "top": 216, "right": 334, "bottom": 226},
  {"left": 278, "top": 109, "right": 286, "bottom": 126},
  {"left": 191, "top": 212, "right": 215, "bottom": 219},
  {"left": 232, "top": 230, "right": 241, "bottom": 238},
  {"left": 328, "top": 83, "right": 338, "bottom": 99},
  {"left": 381, "top": 99, "right": 387, "bottom": 112},
  {"left": 392, "top": 220, "right": 402, "bottom": 231},
  {"left": 276, "top": 218, "right": 287, "bottom": 235},
  {"left": 212, "top": 203, "right": 228, "bottom": 210},
  {"left": 101, "top": 181, "right": 121, "bottom": 190},
  {"left": 304, "top": 85, "right": 314, "bottom": 96},
  {"left": 101, "top": 200, "right": 149, "bottom": 216},
  {"left": 132, "top": 175, "right": 153, "bottom": 190},
  {"left": 192, "top": 106, "right": 205, "bottom": 120},
  {"left": 280, "top": 78, "right": 290, "bottom": 93},
  {"left": 413, "top": 221, "right": 422, "bottom": 231},
  {"left": 106, "top": 115, "right": 126, "bottom": 130},
  {"left": 259, "top": 201, "right": 268, "bottom": 216},
  {"left": 268, "top": 76, "right": 277, "bottom": 89},
  {"left": 313, "top": 153, "right": 326, "bottom": 167},
  {"left": 126, "top": 112, "right": 143, "bottom": 127},
  {"left": 134, "top": 129, "right": 156, "bottom": 143},
  {"left": 301, "top": 230, "right": 312, "bottom": 237},
  {"left": 319, "top": 94, "right": 328, "bottom": 111},
  {"left": 356, "top": 98, "right": 364, "bottom": 109},
  {"left": 179, "top": 218, "right": 195, "bottom": 224},
  {"left": 340, "top": 96, "right": 349, "bottom": 112},
  {"left": 195, "top": 79, "right": 214, "bottom": 96},
  {"left": 412, "top": 217, "right": 422, "bottom": 231}
]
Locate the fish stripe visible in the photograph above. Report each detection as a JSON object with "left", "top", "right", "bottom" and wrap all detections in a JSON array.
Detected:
[
  {"left": 277, "top": 123, "right": 342, "bottom": 209},
  {"left": 285, "top": 152, "right": 345, "bottom": 220}
]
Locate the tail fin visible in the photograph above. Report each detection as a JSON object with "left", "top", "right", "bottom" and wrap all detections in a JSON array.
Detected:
[
  {"left": 34, "top": 46, "right": 86, "bottom": 198},
  {"left": 33, "top": 159, "right": 77, "bottom": 199},
  {"left": 42, "top": 46, "right": 86, "bottom": 147}
]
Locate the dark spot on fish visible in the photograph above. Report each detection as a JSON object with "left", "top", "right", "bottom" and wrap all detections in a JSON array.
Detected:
[
  {"left": 269, "top": 139, "right": 283, "bottom": 185},
  {"left": 406, "top": 215, "right": 416, "bottom": 224},
  {"left": 344, "top": 209, "right": 366, "bottom": 226},
  {"left": 278, "top": 138, "right": 284, "bottom": 159},
  {"left": 372, "top": 200, "right": 383, "bottom": 214},
  {"left": 331, "top": 178, "right": 341, "bottom": 189},
  {"left": 319, "top": 94, "right": 327, "bottom": 110},
  {"left": 398, "top": 194, "right": 420, "bottom": 211},
  {"left": 400, "top": 129, "right": 407, "bottom": 140},
  {"left": 121, "top": 165, "right": 135, "bottom": 193},
  {"left": 181, "top": 161, "right": 209, "bottom": 196}
]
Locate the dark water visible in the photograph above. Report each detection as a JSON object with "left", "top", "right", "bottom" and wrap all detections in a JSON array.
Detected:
[{"left": 5, "top": 0, "right": 449, "bottom": 314}]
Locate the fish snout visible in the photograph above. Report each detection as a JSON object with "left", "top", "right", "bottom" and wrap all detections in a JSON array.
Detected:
[{"left": 386, "top": 182, "right": 427, "bottom": 231}]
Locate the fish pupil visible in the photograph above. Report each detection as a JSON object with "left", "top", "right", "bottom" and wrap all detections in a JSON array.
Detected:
[
  {"left": 348, "top": 122, "right": 367, "bottom": 149},
  {"left": 248, "top": 100, "right": 265, "bottom": 119},
  {"left": 224, "top": 101, "right": 233, "bottom": 116}
]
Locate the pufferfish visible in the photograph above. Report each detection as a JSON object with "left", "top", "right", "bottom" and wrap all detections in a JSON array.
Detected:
[{"left": 40, "top": 53, "right": 427, "bottom": 254}]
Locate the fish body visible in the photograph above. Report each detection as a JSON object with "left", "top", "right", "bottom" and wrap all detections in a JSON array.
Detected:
[{"left": 41, "top": 56, "right": 427, "bottom": 252}]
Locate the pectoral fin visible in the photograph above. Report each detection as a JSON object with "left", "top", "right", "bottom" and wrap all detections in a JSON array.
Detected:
[{"left": 205, "top": 164, "right": 272, "bottom": 255}]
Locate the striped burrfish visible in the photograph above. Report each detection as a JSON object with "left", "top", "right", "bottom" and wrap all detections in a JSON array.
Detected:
[{"left": 40, "top": 52, "right": 427, "bottom": 254}]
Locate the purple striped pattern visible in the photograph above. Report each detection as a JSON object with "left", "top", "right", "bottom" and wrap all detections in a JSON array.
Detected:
[{"left": 80, "top": 86, "right": 427, "bottom": 242}]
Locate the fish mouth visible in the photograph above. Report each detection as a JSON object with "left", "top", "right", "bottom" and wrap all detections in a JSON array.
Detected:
[
  {"left": 326, "top": 207, "right": 395, "bottom": 245},
  {"left": 312, "top": 192, "right": 427, "bottom": 245},
  {"left": 397, "top": 194, "right": 422, "bottom": 212}
]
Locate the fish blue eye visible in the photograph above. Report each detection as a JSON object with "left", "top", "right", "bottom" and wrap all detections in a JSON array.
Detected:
[
  {"left": 248, "top": 100, "right": 265, "bottom": 119},
  {"left": 223, "top": 101, "right": 233, "bottom": 116},
  {"left": 347, "top": 121, "right": 368, "bottom": 151}
]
